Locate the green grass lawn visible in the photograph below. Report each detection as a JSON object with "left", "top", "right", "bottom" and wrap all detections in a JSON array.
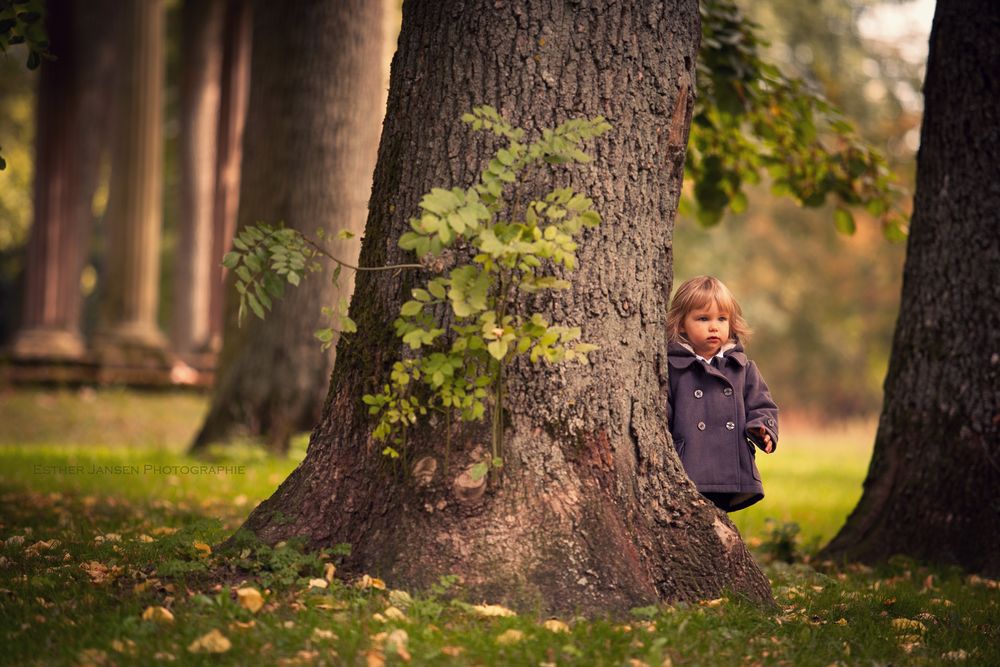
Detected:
[{"left": 1, "top": 389, "right": 997, "bottom": 666}]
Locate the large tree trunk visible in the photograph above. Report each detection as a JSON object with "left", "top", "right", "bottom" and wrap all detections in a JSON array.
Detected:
[
  {"left": 822, "top": 0, "right": 1000, "bottom": 575},
  {"left": 191, "top": 0, "right": 385, "bottom": 454},
  {"left": 234, "top": 0, "right": 772, "bottom": 615}
]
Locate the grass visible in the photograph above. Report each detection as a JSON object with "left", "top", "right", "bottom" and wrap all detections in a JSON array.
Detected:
[{"left": 1, "top": 388, "right": 997, "bottom": 666}]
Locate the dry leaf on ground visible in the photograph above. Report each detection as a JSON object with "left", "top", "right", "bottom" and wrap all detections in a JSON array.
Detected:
[
  {"left": 236, "top": 587, "right": 264, "bottom": 613},
  {"left": 187, "top": 629, "right": 232, "bottom": 654},
  {"left": 468, "top": 603, "right": 517, "bottom": 618},
  {"left": 141, "top": 606, "right": 175, "bottom": 624},
  {"left": 496, "top": 629, "right": 525, "bottom": 645}
]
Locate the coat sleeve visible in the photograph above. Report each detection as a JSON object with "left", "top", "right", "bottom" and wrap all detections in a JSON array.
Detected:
[{"left": 744, "top": 361, "right": 779, "bottom": 451}]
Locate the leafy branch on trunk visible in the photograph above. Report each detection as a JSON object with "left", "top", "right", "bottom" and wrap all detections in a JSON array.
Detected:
[
  {"left": 691, "top": 0, "right": 907, "bottom": 239},
  {"left": 223, "top": 106, "right": 610, "bottom": 476}
]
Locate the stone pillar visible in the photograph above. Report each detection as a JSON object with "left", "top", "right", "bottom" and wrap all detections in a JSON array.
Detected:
[
  {"left": 94, "top": 0, "right": 167, "bottom": 361},
  {"left": 11, "top": 0, "right": 87, "bottom": 360}
]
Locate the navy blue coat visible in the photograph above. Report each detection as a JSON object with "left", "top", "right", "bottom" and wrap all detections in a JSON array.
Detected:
[{"left": 667, "top": 341, "right": 779, "bottom": 511}]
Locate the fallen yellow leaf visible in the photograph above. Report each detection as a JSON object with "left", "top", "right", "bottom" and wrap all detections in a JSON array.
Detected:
[
  {"left": 496, "top": 629, "right": 525, "bottom": 645},
  {"left": 110, "top": 638, "right": 137, "bottom": 655},
  {"left": 80, "top": 561, "right": 122, "bottom": 585},
  {"left": 312, "top": 628, "right": 336, "bottom": 641},
  {"left": 389, "top": 589, "right": 413, "bottom": 609},
  {"left": 141, "top": 606, "right": 175, "bottom": 624},
  {"left": 151, "top": 527, "right": 178, "bottom": 536},
  {"left": 356, "top": 574, "right": 386, "bottom": 590},
  {"left": 187, "top": 629, "right": 231, "bottom": 654},
  {"left": 230, "top": 620, "right": 256, "bottom": 630},
  {"left": 441, "top": 646, "right": 464, "bottom": 657},
  {"left": 308, "top": 578, "right": 328, "bottom": 589},
  {"left": 193, "top": 542, "right": 212, "bottom": 558},
  {"left": 891, "top": 618, "right": 927, "bottom": 633},
  {"left": 365, "top": 649, "right": 385, "bottom": 667},
  {"left": 383, "top": 606, "right": 407, "bottom": 621},
  {"left": 543, "top": 619, "right": 570, "bottom": 633},
  {"left": 385, "top": 629, "right": 410, "bottom": 661},
  {"left": 324, "top": 563, "right": 336, "bottom": 582},
  {"left": 236, "top": 587, "right": 264, "bottom": 613},
  {"left": 468, "top": 603, "right": 517, "bottom": 618}
]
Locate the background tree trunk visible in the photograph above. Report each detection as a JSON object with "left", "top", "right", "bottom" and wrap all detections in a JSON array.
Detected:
[
  {"left": 191, "top": 0, "right": 385, "bottom": 454},
  {"left": 235, "top": 0, "right": 772, "bottom": 615},
  {"left": 207, "top": 0, "right": 252, "bottom": 353},
  {"left": 171, "top": 0, "right": 226, "bottom": 357},
  {"left": 821, "top": 0, "right": 1000, "bottom": 576}
]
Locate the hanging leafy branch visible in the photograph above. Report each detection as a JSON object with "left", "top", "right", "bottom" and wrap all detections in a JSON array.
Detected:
[
  {"left": 0, "top": 0, "right": 50, "bottom": 170},
  {"left": 223, "top": 107, "right": 610, "bottom": 477},
  {"left": 690, "top": 0, "right": 908, "bottom": 239}
]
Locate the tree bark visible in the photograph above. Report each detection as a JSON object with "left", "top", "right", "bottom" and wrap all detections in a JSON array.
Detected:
[
  {"left": 821, "top": 0, "right": 1000, "bottom": 576},
  {"left": 191, "top": 0, "right": 385, "bottom": 454},
  {"left": 234, "top": 0, "right": 772, "bottom": 615}
]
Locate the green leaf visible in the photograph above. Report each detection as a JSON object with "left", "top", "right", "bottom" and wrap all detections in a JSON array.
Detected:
[
  {"left": 428, "top": 279, "right": 447, "bottom": 299},
  {"left": 222, "top": 252, "right": 240, "bottom": 269},
  {"left": 469, "top": 461, "right": 489, "bottom": 481},
  {"left": 412, "top": 288, "right": 431, "bottom": 302},
  {"left": 287, "top": 271, "right": 301, "bottom": 287},
  {"left": 833, "top": 207, "right": 856, "bottom": 235},
  {"left": 314, "top": 328, "right": 334, "bottom": 343},
  {"left": 487, "top": 339, "right": 509, "bottom": 360},
  {"left": 400, "top": 300, "right": 423, "bottom": 317},
  {"left": 247, "top": 293, "right": 265, "bottom": 319},
  {"left": 421, "top": 187, "right": 462, "bottom": 214},
  {"left": 336, "top": 229, "right": 355, "bottom": 239},
  {"left": 340, "top": 316, "right": 357, "bottom": 333}
]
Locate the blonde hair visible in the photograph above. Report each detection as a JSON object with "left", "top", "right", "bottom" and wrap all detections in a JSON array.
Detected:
[{"left": 667, "top": 275, "right": 752, "bottom": 346}]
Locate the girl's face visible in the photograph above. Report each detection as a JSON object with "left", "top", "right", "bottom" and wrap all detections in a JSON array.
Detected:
[{"left": 681, "top": 300, "right": 731, "bottom": 359}]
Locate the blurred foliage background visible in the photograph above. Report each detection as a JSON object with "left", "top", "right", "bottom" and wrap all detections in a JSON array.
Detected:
[
  {"left": 0, "top": 0, "right": 931, "bottom": 420},
  {"left": 675, "top": 0, "right": 927, "bottom": 419}
]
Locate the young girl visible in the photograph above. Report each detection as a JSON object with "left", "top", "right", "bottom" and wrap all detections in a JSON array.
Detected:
[{"left": 666, "top": 276, "right": 778, "bottom": 512}]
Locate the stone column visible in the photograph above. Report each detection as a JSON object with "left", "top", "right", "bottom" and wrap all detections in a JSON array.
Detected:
[
  {"left": 11, "top": 0, "right": 87, "bottom": 360},
  {"left": 94, "top": 0, "right": 167, "bottom": 361}
]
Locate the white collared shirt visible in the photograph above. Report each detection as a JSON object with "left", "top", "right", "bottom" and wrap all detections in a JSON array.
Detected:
[{"left": 696, "top": 350, "right": 725, "bottom": 366}]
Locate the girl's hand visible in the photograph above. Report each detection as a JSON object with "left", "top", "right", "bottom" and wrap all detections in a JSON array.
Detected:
[{"left": 754, "top": 427, "right": 774, "bottom": 453}]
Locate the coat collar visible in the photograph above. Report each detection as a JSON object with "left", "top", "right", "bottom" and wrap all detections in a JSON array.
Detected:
[{"left": 668, "top": 340, "right": 748, "bottom": 369}]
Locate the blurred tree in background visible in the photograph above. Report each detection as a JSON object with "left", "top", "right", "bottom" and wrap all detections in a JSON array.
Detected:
[
  {"left": 0, "top": 0, "right": 927, "bottom": 424},
  {"left": 675, "top": 0, "right": 924, "bottom": 419}
]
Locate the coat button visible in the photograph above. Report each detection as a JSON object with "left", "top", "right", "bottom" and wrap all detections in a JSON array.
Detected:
[
  {"left": 723, "top": 388, "right": 733, "bottom": 396},
  {"left": 694, "top": 389, "right": 703, "bottom": 398},
  {"left": 726, "top": 421, "right": 735, "bottom": 430},
  {"left": 767, "top": 418, "right": 775, "bottom": 426},
  {"left": 697, "top": 421, "right": 706, "bottom": 431}
]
